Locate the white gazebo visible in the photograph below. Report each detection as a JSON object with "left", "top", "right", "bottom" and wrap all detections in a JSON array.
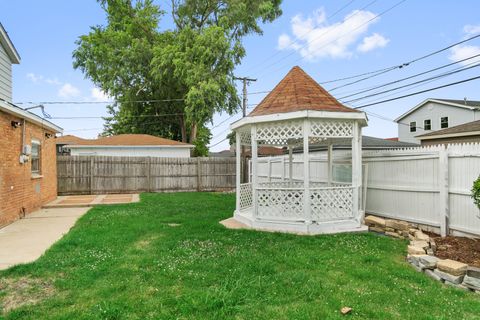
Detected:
[{"left": 231, "top": 66, "right": 368, "bottom": 234}]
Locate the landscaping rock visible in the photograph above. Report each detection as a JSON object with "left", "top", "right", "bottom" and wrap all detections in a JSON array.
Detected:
[
  {"left": 386, "top": 231, "right": 402, "bottom": 238},
  {"left": 426, "top": 248, "right": 435, "bottom": 256},
  {"left": 409, "top": 228, "right": 418, "bottom": 235},
  {"left": 369, "top": 226, "right": 385, "bottom": 233},
  {"left": 419, "top": 255, "right": 439, "bottom": 269},
  {"left": 340, "top": 307, "right": 352, "bottom": 315},
  {"left": 434, "top": 269, "right": 465, "bottom": 284},
  {"left": 466, "top": 266, "right": 480, "bottom": 279},
  {"left": 410, "top": 240, "right": 429, "bottom": 249},
  {"left": 414, "top": 231, "right": 430, "bottom": 241},
  {"left": 407, "top": 254, "right": 421, "bottom": 266},
  {"left": 463, "top": 275, "right": 480, "bottom": 291},
  {"left": 385, "top": 219, "right": 410, "bottom": 231},
  {"left": 408, "top": 234, "right": 415, "bottom": 241},
  {"left": 364, "top": 215, "right": 385, "bottom": 227},
  {"left": 408, "top": 245, "right": 426, "bottom": 255},
  {"left": 430, "top": 239, "right": 437, "bottom": 252},
  {"left": 437, "top": 259, "right": 468, "bottom": 276},
  {"left": 425, "top": 269, "right": 442, "bottom": 281},
  {"left": 385, "top": 227, "right": 395, "bottom": 233}
]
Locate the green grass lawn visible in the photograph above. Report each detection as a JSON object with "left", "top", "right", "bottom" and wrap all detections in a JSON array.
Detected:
[{"left": 1, "top": 193, "right": 479, "bottom": 319}]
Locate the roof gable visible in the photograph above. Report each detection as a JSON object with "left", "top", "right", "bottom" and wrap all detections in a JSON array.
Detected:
[
  {"left": 395, "top": 98, "right": 479, "bottom": 122},
  {"left": 0, "top": 23, "right": 20, "bottom": 64},
  {"left": 248, "top": 66, "right": 359, "bottom": 116}
]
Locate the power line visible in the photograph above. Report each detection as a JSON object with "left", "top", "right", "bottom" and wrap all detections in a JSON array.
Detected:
[
  {"left": 353, "top": 75, "right": 480, "bottom": 109},
  {"left": 51, "top": 112, "right": 184, "bottom": 120},
  {"left": 326, "top": 33, "right": 480, "bottom": 91},
  {"left": 208, "top": 137, "right": 228, "bottom": 148},
  {"left": 343, "top": 61, "right": 480, "bottom": 104},
  {"left": 336, "top": 53, "right": 480, "bottom": 99},
  {"left": 14, "top": 98, "right": 185, "bottom": 105}
]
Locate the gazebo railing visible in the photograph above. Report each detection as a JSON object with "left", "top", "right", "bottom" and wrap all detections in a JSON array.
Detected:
[
  {"left": 311, "top": 186, "right": 354, "bottom": 222},
  {"left": 257, "top": 187, "right": 305, "bottom": 221},
  {"left": 239, "top": 182, "right": 253, "bottom": 211}
]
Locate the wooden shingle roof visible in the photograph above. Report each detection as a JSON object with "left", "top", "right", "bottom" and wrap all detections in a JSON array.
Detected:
[{"left": 248, "top": 66, "right": 359, "bottom": 117}]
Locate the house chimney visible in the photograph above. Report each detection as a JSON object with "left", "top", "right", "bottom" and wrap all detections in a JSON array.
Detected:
[{"left": 464, "top": 97, "right": 468, "bottom": 105}]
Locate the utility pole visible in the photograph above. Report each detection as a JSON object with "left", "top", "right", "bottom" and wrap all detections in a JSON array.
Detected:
[
  {"left": 234, "top": 76, "right": 257, "bottom": 117},
  {"left": 234, "top": 76, "right": 256, "bottom": 183}
]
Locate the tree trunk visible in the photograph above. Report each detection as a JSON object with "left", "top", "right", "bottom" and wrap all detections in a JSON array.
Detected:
[
  {"left": 179, "top": 116, "right": 187, "bottom": 143},
  {"left": 189, "top": 122, "right": 198, "bottom": 143}
]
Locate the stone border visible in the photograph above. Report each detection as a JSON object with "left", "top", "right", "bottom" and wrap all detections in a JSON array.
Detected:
[{"left": 365, "top": 215, "right": 480, "bottom": 293}]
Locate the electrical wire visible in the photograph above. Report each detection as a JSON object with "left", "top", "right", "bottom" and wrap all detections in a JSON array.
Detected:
[{"left": 353, "top": 75, "right": 480, "bottom": 109}]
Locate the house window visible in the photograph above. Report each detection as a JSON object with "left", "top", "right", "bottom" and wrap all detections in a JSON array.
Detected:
[
  {"left": 424, "top": 119, "right": 431, "bottom": 131},
  {"left": 410, "top": 121, "right": 416, "bottom": 132},
  {"left": 441, "top": 117, "right": 449, "bottom": 128},
  {"left": 31, "top": 141, "right": 41, "bottom": 174}
]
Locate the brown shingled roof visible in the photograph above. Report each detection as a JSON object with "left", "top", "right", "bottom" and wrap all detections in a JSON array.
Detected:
[
  {"left": 66, "top": 134, "right": 192, "bottom": 146},
  {"left": 248, "top": 66, "right": 359, "bottom": 116},
  {"left": 55, "top": 135, "right": 88, "bottom": 145}
]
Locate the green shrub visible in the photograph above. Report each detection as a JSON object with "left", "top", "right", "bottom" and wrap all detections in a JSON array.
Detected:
[{"left": 471, "top": 175, "right": 480, "bottom": 216}]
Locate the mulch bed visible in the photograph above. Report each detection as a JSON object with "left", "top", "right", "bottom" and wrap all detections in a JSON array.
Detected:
[{"left": 425, "top": 232, "right": 480, "bottom": 268}]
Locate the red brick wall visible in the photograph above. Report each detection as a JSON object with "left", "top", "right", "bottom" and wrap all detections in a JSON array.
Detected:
[{"left": 0, "top": 111, "right": 57, "bottom": 226}]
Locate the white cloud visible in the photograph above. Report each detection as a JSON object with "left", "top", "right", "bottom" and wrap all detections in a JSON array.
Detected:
[
  {"left": 448, "top": 25, "right": 480, "bottom": 66},
  {"left": 91, "top": 87, "right": 110, "bottom": 102},
  {"left": 26, "top": 73, "right": 42, "bottom": 83},
  {"left": 277, "top": 8, "right": 384, "bottom": 60},
  {"left": 463, "top": 24, "right": 480, "bottom": 36},
  {"left": 58, "top": 83, "right": 81, "bottom": 98},
  {"left": 357, "top": 33, "right": 390, "bottom": 52}
]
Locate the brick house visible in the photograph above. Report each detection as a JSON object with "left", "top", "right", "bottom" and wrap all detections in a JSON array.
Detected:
[{"left": 0, "top": 23, "right": 63, "bottom": 226}]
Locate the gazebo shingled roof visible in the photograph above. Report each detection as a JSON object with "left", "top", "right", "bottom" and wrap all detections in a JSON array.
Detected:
[{"left": 248, "top": 66, "right": 360, "bottom": 117}]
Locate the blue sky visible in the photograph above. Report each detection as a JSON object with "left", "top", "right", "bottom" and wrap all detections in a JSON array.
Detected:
[{"left": 1, "top": 0, "right": 480, "bottom": 151}]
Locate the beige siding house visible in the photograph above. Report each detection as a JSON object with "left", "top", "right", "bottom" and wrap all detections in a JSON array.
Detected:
[{"left": 0, "top": 23, "right": 21, "bottom": 102}]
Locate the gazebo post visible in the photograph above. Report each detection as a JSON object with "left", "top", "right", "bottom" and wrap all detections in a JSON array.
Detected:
[
  {"left": 303, "top": 119, "right": 311, "bottom": 224},
  {"left": 352, "top": 121, "right": 362, "bottom": 222},
  {"left": 251, "top": 124, "right": 258, "bottom": 219},
  {"left": 327, "top": 143, "right": 333, "bottom": 186},
  {"left": 235, "top": 131, "right": 241, "bottom": 213}
]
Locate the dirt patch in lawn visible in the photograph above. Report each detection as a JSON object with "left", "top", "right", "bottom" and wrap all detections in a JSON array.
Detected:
[
  {"left": 0, "top": 277, "right": 55, "bottom": 313},
  {"left": 426, "top": 233, "right": 480, "bottom": 268}
]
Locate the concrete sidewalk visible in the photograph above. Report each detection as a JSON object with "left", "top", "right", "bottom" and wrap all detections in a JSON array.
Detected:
[
  {"left": 0, "top": 207, "right": 89, "bottom": 270},
  {"left": 43, "top": 194, "right": 140, "bottom": 208}
]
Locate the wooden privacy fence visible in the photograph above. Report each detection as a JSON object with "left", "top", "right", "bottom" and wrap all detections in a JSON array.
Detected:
[{"left": 57, "top": 156, "right": 241, "bottom": 195}]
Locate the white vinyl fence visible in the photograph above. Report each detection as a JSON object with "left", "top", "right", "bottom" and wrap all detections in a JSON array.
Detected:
[{"left": 256, "top": 143, "right": 480, "bottom": 237}]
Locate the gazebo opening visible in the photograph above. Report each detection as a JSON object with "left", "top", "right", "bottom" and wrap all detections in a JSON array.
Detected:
[{"left": 231, "top": 66, "right": 368, "bottom": 235}]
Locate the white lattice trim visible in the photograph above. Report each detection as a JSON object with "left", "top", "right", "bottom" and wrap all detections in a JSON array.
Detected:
[
  {"left": 257, "top": 189, "right": 304, "bottom": 219},
  {"left": 256, "top": 120, "right": 303, "bottom": 146},
  {"left": 238, "top": 129, "right": 251, "bottom": 146},
  {"left": 310, "top": 119, "right": 353, "bottom": 138},
  {"left": 311, "top": 187, "right": 354, "bottom": 222},
  {"left": 239, "top": 183, "right": 252, "bottom": 209}
]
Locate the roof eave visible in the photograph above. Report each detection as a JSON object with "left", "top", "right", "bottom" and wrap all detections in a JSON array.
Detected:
[
  {"left": 0, "top": 23, "right": 21, "bottom": 64},
  {"left": 417, "top": 130, "right": 480, "bottom": 140},
  {"left": 0, "top": 100, "right": 62, "bottom": 133},
  {"left": 66, "top": 144, "right": 194, "bottom": 148},
  {"left": 231, "top": 110, "right": 368, "bottom": 130}
]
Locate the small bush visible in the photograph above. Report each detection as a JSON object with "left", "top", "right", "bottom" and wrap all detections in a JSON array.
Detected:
[{"left": 471, "top": 175, "right": 480, "bottom": 217}]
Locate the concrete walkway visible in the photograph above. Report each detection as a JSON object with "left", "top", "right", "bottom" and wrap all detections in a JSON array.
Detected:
[{"left": 0, "top": 207, "right": 89, "bottom": 270}]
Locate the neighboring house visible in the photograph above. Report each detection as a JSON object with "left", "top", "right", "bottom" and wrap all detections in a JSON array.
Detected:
[
  {"left": 55, "top": 134, "right": 87, "bottom": 155},
  {"left": 210, "top": 146, "right": 284, "bottom": 158},
  {"left": 0, "top": 23, "right": 20, "bottom": 102},
  {"left": 0, "top": 22, "right": 63, "bottom": 226},
  {"left": 395, "top": 98, "right": 480, "bottom": 143},
  {"left": 66, "top": 134, "right": 194, "bottom": 157},
  {"left": 292, "top": 135, "right": 418, "bottom": 155},
  {"left": 417, "top": 119, "right": 480, "bottom": 145}
]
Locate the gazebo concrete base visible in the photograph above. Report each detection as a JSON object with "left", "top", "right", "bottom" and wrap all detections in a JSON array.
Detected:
[{"left": 231, "top": 211, "right": 368, "bottom": 235}]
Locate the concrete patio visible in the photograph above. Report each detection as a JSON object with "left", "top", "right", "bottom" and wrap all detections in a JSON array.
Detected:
[{"left": 43, "top": 194, "right": 140, "bottom": 208}]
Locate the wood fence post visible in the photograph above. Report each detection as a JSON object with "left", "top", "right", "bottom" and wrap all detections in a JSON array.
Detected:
[
  {"left": 90, "top": 157, "right": 94, "bottom": 194},
  {"left": 197, "top": 157, "right": 202, "bottom": 192},
  {"left": 438, "top": 146, "right": 450, "bottom": 237},
  {"left": 147, "top": 157, "right": 151, "bottom": 192}
]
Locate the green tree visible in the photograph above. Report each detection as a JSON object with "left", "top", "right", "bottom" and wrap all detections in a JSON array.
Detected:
[{"left": 73, "top": 0, "right": 282, "bottom": 155}]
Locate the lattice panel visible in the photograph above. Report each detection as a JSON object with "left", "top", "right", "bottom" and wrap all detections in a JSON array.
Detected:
[
  {"left": 256, "top": 120, "right": 303, "bottom": 146},
  {"left": 311, "top": 187, "right": 354, "bottom": 222},
  {"left": 257, "top": 189, "right": 304, "bottom": 219},
  {"left": 310, "top": 120, "right": 353, "bottom": 138},
  {"left": 258, "top": 181, "right": 304, "bottom": 189},
  {"left": 238, "top": 129, "right": 251, "bottom": 146},
  {"left": 239, "top": 183, "right": 253, "bottom": 209}
]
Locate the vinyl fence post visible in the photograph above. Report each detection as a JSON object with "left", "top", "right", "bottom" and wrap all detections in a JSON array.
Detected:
[{"left": 438, "top": 146, "right": 449, "bottom": 237}]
